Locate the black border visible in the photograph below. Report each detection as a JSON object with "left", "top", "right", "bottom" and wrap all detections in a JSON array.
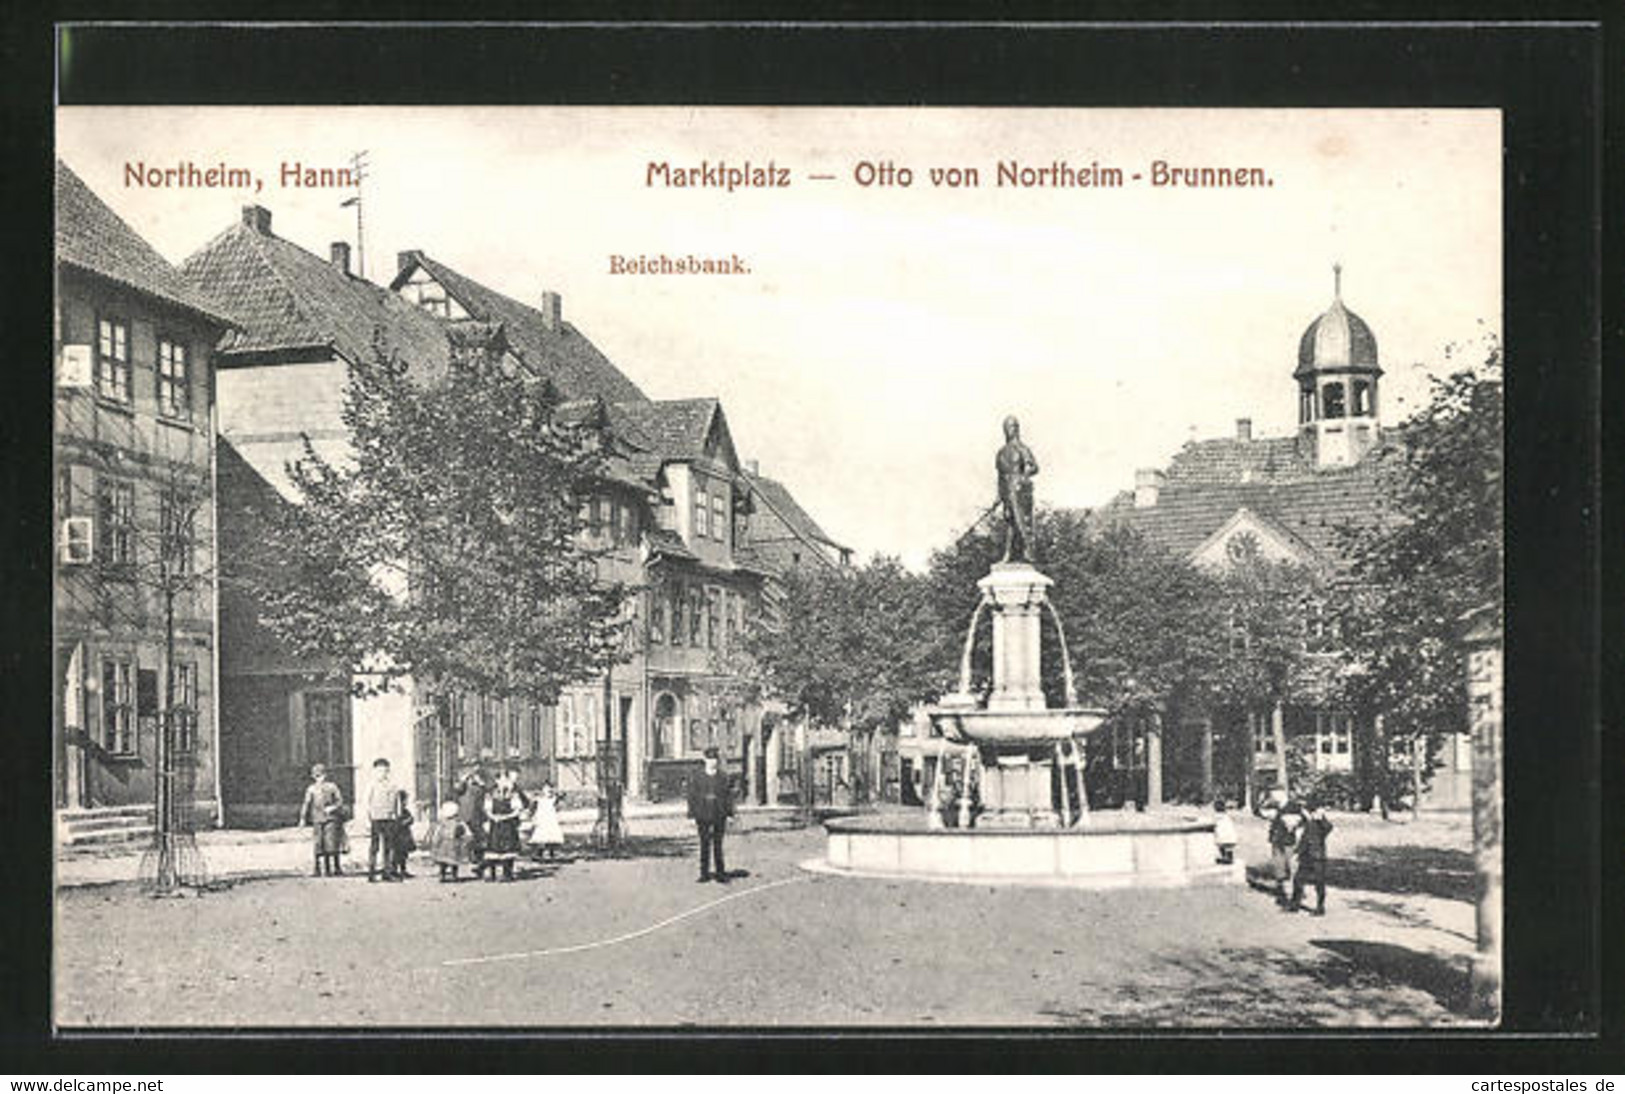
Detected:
[{"left": 5, "top": 10, "right": 1616, "bottom": 1075}]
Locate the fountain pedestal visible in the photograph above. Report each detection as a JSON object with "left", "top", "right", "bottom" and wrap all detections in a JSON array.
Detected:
[{"left": 979, "top": 564, "right": 1052, "bottom": 713}]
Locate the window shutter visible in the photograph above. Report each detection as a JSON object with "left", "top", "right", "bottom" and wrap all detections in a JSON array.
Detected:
[{"left": 288, "top": 690, "right": 306, "bottom": 767}]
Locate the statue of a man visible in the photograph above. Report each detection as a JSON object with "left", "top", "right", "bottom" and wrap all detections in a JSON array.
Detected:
[{"left": 996, "top": 415, "right": 1039, "bottom": 563}]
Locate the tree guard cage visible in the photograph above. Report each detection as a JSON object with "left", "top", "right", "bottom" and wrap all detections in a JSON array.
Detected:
[
  {"left": 138, "top": 710, "right": 209, "bottom": 893},
  {"left": 592, "top": 740, "right": 626, "bottom": 849}
]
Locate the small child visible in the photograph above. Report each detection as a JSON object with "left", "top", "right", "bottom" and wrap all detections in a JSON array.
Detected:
[
  {"left": 1212, "top": 799, "right": 1238, "bottom": 865},
  {"left": 527, "top": 781, "right": 565, "bottom": 862},
  {"left": 390, "top": 788, "right": 416, "bottom": 879},
  {"left": 428, "top": 801, "right": 474, "bottom": 882}
]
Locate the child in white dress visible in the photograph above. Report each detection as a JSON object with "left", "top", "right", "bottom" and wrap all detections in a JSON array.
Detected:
[{"left": 527, "top": 782, "right": 565, "bottom": 861}]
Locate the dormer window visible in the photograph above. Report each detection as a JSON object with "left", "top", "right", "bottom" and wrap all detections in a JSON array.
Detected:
[{"left": 693, "top": 482, "right": 710, "bottom": 539}]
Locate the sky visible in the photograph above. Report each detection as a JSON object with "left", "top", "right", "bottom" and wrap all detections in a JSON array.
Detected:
[{"left": 57, "top": 107, "right": 1502, "bottom": 569}]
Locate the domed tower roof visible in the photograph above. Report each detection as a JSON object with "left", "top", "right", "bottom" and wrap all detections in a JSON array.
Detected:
[{"left": 1295, "top": 264, "right": 1380, "bottom": 379}]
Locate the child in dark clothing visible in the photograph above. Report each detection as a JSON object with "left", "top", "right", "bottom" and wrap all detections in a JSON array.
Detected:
[{"left": 1290, "top": 801, "right": 1334, "bottom": 915}]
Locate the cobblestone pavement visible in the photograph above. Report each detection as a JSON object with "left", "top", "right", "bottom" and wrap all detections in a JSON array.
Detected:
[{"left": 54, "top": 808, "right": 1483, "bottom": 1028}]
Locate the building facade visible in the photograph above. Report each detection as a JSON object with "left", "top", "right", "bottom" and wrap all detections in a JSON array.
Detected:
[
  {"left": 54, "top": 162, "right": 236, "bottom": 833},
  {"left": 1096, "top": 269, "right": 1472, "bottom": 810},
  {"left": 183, "top": 207, "right": 845, "bottom": 821}
]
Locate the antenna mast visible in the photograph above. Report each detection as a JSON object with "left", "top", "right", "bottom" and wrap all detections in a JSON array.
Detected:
[{"left": 341, "top": 150, "right": 370, "bottom": 279}]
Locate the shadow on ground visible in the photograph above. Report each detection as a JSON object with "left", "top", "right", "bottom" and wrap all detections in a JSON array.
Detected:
[
  {"left": 1039, "top": 939, "right": 1472, "bottom": 1027},
  {"left": 1328, "top": 844, "right": 1475, "bottom": 902}
]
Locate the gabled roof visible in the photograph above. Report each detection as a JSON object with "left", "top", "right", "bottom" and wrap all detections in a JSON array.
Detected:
[
  {"left": 392, "top": 252, "right": 646, "bottom": 404},
  {"left": 609, "top": 398, "right": 724, "bottom": 465},
  {"left": 1097, "top": 431, "right": 1398, "bottom": 570},
  {"left": 744, "top": 470, "right": 849, "bottom": 555},
  {"left": 56, "top": 160, "right": 236, "bottom": 328},
  {"left": 181, "top": 209, "right": 451, "bottom": 373}
]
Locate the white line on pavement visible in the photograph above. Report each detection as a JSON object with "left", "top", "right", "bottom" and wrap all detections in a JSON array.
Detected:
[{"left": 437, "top": 875, "right": 815, "bottom": 968}]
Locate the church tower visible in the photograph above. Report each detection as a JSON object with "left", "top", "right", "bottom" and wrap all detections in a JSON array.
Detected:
[{"left": 1296, "top": 264, "right": 1383, "bottom": 468}]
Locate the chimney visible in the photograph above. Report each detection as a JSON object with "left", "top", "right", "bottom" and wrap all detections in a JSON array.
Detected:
[
  {"left": 329, "top": 242, "right": 351, "bottom": 275},
  {"left": 1236, "top": 418, "right": 1253, "bottom": 443},
  {"left": 540, "top": 290, "right": 562, "bottom": 331},
  {"left": 241, "top": 205, "right": 272, "bottom": 234},
  {"left": 397, "top": 250, "right": 419, "bottom": 276},
  {"left": 1134, "top": 468, "right": 1165, "bottom": 509}
]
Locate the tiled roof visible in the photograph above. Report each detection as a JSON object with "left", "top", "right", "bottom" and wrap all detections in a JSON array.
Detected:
[
  {"left": 646, "top": 528, "right": 698, "bottom": 562},
  {"left": 1099, "top": 431, "right": 1400, "bottom": 570},
  {"left": 609, "top": 398, "right": 720, "bottom": 463},
  {"left": 394, "top": 252, "right": 646, "bottom": 404},
  {"left": 56, "top": 161, "right": 235, "bottom": 327},
  {"left": 744, "top": 470, "right": 848, "bottom": 554},
  {"left": 181, "top": 212, "right": 451, "bottom": 374}
]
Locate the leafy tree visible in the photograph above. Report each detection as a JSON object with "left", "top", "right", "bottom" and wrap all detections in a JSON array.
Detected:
[
  {"left": 1332, "top": 339, "right": 1503, "bottom": 805},
  {"left": 242, "top": 339, "right": 634, "bottom": 710},
  {"left": 746, "top": 556, "right": 947, "bottom": 804}
]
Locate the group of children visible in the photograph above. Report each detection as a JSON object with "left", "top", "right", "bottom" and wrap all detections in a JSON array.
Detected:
[
  {"left": 298, "top": 760, "right": 566, "bottom": 883},
  {"left": 1212, "top": 794, "right": 1335, "bottom": 914}
]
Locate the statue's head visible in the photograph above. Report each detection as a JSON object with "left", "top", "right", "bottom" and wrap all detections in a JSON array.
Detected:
[{"left": 1003, "top": 415, "right": 1020, "bottom": 440}]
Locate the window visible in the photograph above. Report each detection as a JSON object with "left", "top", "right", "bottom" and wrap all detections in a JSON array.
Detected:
[
  {"left": 160, "top": 493, "right": 194, "bottom": 578},
  {"left": 689, "top": 587, "right": 704, "bottom": 645},
  {"left": 505, "top": 701, "right": 523, "bottom": 755},
  {"left": 1251, "top": 714, "right": 1275, "bottom": 759},
  {"left": 447, "top": 691, "right": 467, "bottom": 751},
  {"left": 711, "top": 492, "right": 728, "bottom": 543},
  {"left": 96, "top": 317, "right": 130, "bottom": 403},
  {"left": 303, "top": 691, "right": 349, "bottom": 768},
  {"left": 722, "top": 589, "right": 735, "bottom": 649},
  {"left": 706, "top": 588, "right": 721, "bottom": 650},
  {"left": 653, "top": 694, "right": 678, "bottom": 759},
  {"left": 98, "top": 480, "right": 135, "bottom": 568},
  {"left": 670, "top": 585, "right": 685, "bottom": 647},
  {"left": 557, "top": 694, "right": 596, "bottom": 757},
  {"left": 169, "top": 662, "right": 198, "bottom": 752},
  {"left": 101, "top": 658, "right": 135, "bottom": 755},
  {"left": 157, "top": 338, "right": 191, "bottom": 420},
  {"left": 479, "top": 696, "right": 496, "bottom": 750},
  {"left": 1299, "top": 386, "right": 1315, "bottom": 424},
  {"left": 527, "top": 704, "right": 546, "bottom": 755},
  {"left": 1315, "top": 712, "right": 1353, "bottom": 771},
  {"left": 1322, "top": 381, "right": 1346, "bottom": 419},
  {"left": 1303, "top": 597, "right": 1330, "bottom": 653},
  {"left": 649, "top": 590, "right": 666, "bottom": 645},
  {"left": 693, "top": 482, "right": 710, "bottom": 539},
  {"left": 1352, "top": 380, "right": 1372, "bottom": 417},
  {"left": 616, "top": 498, "right": 635, "bottom": 545}
]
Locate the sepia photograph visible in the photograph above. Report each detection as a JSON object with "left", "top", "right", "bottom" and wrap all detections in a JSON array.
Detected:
[{"left": 51, "top": 104, "right": 1507, "bottom": 1030}]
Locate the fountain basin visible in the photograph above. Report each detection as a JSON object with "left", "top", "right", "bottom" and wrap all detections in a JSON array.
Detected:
[
  {"left": 809, "top": 812, "right": 1245, "bottom": 890},
  {"left": 928, "top": 706, "right": 1108, "bottom": 745}
]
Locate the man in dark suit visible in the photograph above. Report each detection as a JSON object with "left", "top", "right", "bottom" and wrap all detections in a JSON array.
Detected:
[{"left": 687, "top": 747, "right": 735, "bottom": 883}]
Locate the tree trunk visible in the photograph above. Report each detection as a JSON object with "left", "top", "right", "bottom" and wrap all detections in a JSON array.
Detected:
[
  {"left": 1411, "top": 731, "right": 1424, "bottom": 819},
  {"left": 1145, "top": 711, "right": 1164, "bottom": 808},
  {"left": 1373, "top": 713, "right": 1389, "bottom": 820},
  {"left": 1199, "top": 714, "right": 1214, "bottom": 804},
  {"left": 1271, "top": 701, "right": 1289, "bottom": 799},
  {"left": 1242, "top": 710, "right": 1255, "bottom": 812}
]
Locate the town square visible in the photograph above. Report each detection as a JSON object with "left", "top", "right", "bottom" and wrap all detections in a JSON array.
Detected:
[{"left": 52, "top": 106, "right": 1503, "bottom": 1030}]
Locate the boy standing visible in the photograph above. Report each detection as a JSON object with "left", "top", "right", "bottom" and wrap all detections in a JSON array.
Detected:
[
  {"left": 365, "top": 758, "right": 402, "bottom": 882},
  {"left": 1291, "top": 800, "right": 1335, "bottom": 915}
]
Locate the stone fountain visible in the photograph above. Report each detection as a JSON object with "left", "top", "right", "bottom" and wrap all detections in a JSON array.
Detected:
[{"left": 810, "top": 417, "right": 1243, "bottom": 888}]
